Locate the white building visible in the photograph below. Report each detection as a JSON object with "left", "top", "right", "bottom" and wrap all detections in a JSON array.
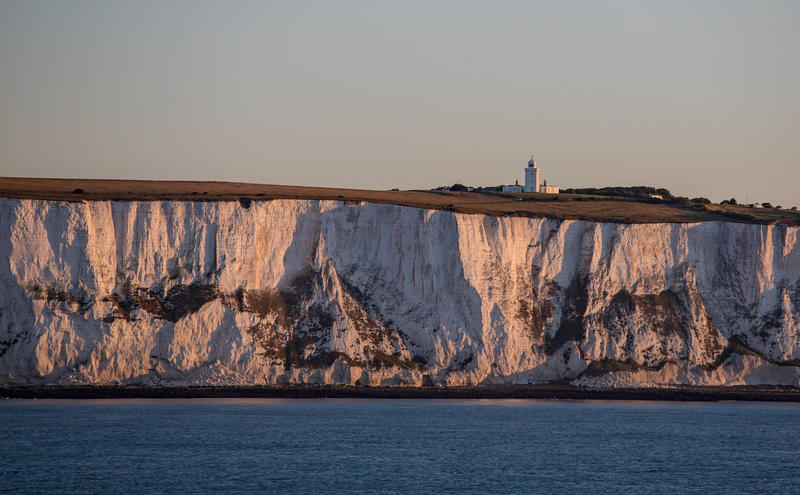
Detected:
[
  {"left": 502, "top": 180, "right": 523, "bottom": 193},
  {"left": 524, "top": 155, "right": 540, "bottom": 193},
  {"left": 540, "top": 180, "right": 560, "bottom": 194}
]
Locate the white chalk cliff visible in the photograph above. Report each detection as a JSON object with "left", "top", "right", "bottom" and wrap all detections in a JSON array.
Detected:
[{"left": 1, "top": 198, "right": 799, "bottom": 387}]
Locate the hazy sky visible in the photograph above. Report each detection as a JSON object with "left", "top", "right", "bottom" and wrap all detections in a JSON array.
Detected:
[{"left": 1, "top": 1, "right": 798, "bottom": 206}]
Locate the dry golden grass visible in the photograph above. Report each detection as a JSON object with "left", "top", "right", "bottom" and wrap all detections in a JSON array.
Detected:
[{"left": 1, "top": 177, "right": 798, "bottom": 225}]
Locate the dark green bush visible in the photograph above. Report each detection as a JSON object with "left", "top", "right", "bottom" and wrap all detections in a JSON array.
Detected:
[{"left": 560, "top": 186, "right": 673, "bottom": 200}]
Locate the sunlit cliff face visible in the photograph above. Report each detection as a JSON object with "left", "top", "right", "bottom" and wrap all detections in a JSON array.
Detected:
[{"left": 1, "top": 198, "right": 799, "bottom": 387}]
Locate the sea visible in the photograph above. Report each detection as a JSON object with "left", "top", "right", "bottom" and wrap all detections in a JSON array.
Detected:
[{"left": 1, "top": 398, "right": 798, "bottom": 494}]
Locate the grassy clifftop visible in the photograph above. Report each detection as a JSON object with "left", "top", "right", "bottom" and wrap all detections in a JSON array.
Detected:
[{"left": 1, "top": 177, "right": 798, "bottom": 226}]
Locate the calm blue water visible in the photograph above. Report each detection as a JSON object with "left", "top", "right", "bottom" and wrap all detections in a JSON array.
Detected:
[{"left": 1, "top": 399, "right": 798, "bottom": 494}]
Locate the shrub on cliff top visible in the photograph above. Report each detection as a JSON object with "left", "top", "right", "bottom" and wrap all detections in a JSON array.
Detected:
[{"left": 560, "top": 186, "right": 673, "bottom": 200}]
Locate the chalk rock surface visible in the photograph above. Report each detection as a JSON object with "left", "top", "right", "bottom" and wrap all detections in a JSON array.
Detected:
[{"left": 1, "top": 198, "right": 799, "bottom": 387}]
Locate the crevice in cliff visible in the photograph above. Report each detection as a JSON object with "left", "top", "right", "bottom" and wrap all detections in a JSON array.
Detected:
[
  {"left": 27, "top": 284, "right": 94, "bottom": 315},
  {"left": 546, "top": 276, "right": 589, "bottom": 355},
  {"left": 579, "top": 359, "right": 666, "bottom": 377},
  {"left": 239, "top": 265, "right": 417, "bottom": 372},
  {"left": 517, "top": 265, "right": 555, "bottom": 349},
  {"left": 105, "top": 281, "right": 218, "bottom": 322},
  {"left": 604, "top": 290, "right": 688, "bottom": 340},
  {"left": 0, "top": 327, "right": 26, "bottom": 358},
  {"left": 701, "top": 335, "right": 800, "bottom": 371}
]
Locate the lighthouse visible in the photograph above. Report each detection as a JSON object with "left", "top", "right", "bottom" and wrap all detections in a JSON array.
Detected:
[{"left": 524, "top": 155, "right": 539, "bottom": 193}]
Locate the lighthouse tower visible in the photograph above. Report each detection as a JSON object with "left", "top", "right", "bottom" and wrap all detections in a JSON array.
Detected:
[{"left": 524, "top": 155, "right": 540, "bottom": 193}]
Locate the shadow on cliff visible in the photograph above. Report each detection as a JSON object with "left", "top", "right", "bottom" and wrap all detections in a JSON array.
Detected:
[
  {"left": 0, "top": 200, "right": 37, "bottom": 362},
  {"left": 244, "top": 201, "right": 484, "bottom": 380}
]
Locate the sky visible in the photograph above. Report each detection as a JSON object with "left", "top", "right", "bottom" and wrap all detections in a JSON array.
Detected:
[{"left": 1, "top": 0, "right": 798, "bottom": 207}]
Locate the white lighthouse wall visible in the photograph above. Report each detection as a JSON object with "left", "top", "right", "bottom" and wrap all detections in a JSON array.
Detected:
[{"left": 524, "top": 167, "right": 540, "bottom": 193}]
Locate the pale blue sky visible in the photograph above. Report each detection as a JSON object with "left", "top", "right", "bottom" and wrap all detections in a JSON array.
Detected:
[{"left": 1, "top": 1, "right": 798, "bottom": 206}]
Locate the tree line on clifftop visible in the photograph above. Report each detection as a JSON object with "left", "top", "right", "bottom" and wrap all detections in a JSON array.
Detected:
[
  {"left": 557, "top": 187, "right": 795, "bottom": 210},
  {"left": 437, "top": 184, "right": 795, "bottom": 211}
]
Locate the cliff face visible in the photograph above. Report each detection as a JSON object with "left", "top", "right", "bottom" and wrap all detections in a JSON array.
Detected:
[{"left": 1, "top": 198, "right": 799, "bottom": 387}]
